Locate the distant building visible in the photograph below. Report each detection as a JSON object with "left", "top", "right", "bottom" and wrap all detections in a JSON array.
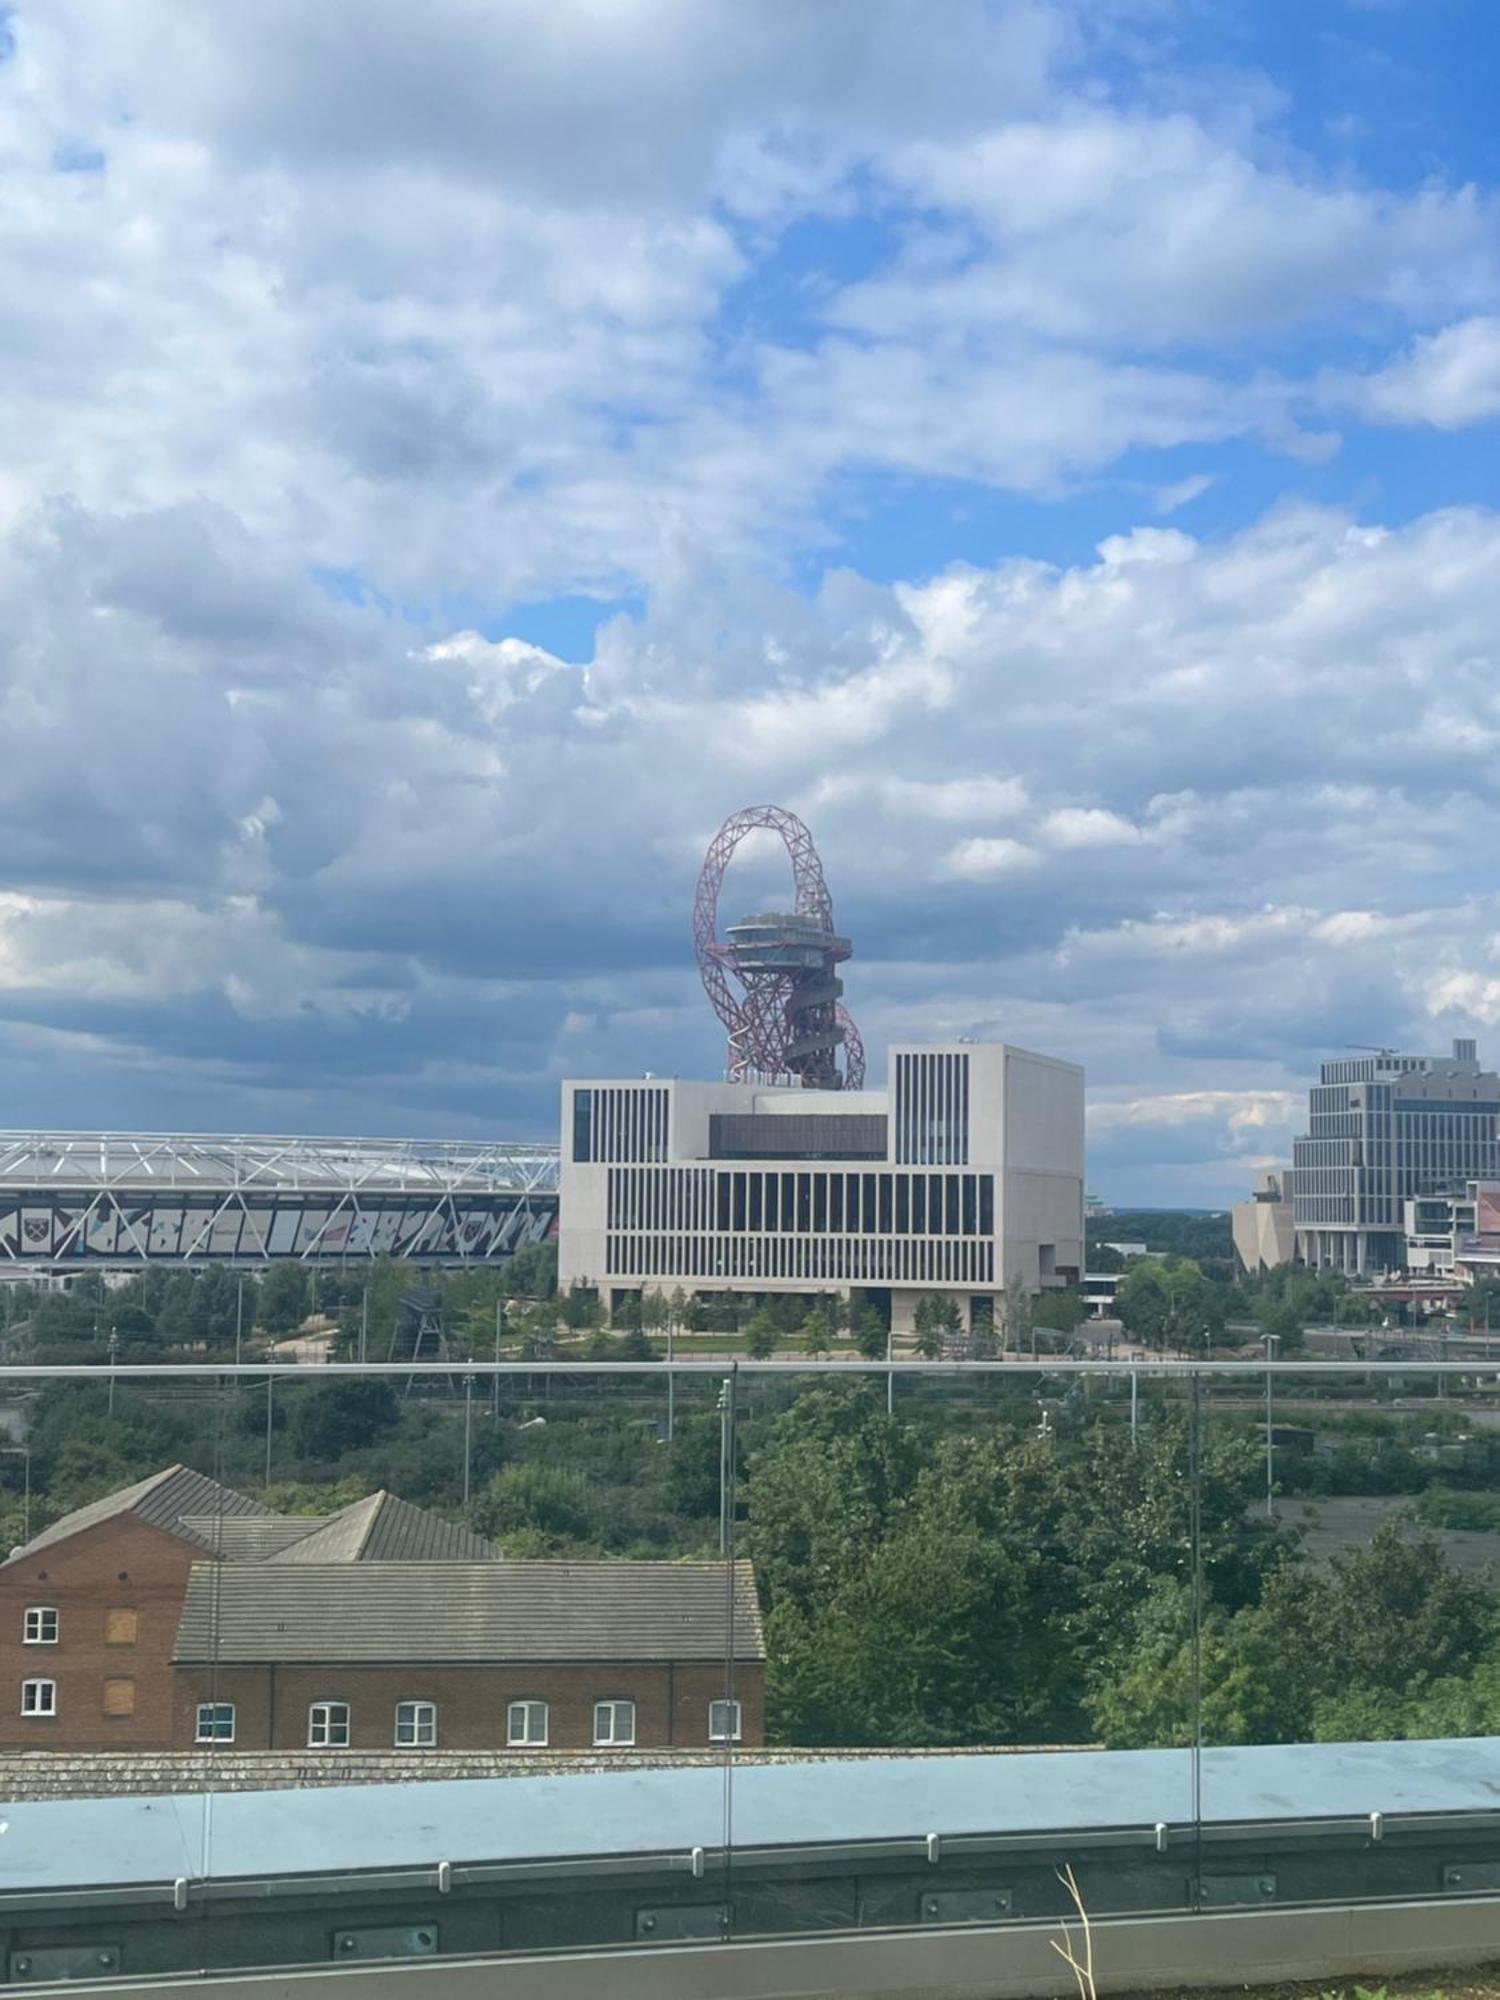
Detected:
[
  {"left": 1402, "top": 1181, "right": 1500, "bottom": 1281},
  {"left": 1232, "top": 1169, "right": 1297, "bottom": 1274},
  {"left": 0, "top": 1468, "right": 763, "bottom": 1752},
  {"left": 1292, "top": 1040, "right": 1500, "bottom": 1274},
  {"left": 559, "top": 1042, "right": 1085, "bottom": 1336}
]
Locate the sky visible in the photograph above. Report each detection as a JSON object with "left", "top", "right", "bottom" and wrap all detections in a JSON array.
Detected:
[{"left": 1, "top": 1, "right": 1499, "bottom": 1206}]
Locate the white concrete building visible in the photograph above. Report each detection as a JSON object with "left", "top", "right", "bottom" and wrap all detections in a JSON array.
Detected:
[
  {"left": 1232, "top": 1168, "right": 1297, "bottom": 1274},
  {"left": 558, "top": 1042, "right": 1084, "bottom": 1335}
]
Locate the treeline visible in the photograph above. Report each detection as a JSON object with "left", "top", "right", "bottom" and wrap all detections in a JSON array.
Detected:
[
  {"left": 9, "top": 1363, "right": 1500, "bottom": 1754},
  {"left": 740, "top": 1381, "right": 1500, "bottom": 1748},
  {"left": 7, "top": 1243, "right": 559, "bottom": 1365},
  {"left": 1088, "top": 1209, "right": 1232, "bottom": 1275}
]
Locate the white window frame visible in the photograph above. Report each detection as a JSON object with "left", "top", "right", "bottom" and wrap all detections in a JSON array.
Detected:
[
  {"left": 708, "top": 1698, "right": 742, "bottom": 1744},
  {"left": 307, "top": 1700, "right": 350, "bottom": 1748},
  {"left": 507, "top": 1698, "right": 549, "bottom": 1747},
  {"left": 592, "top": 1698, "right": 636, "bottom": 1747},
  {"left": 23, "top": 1607, "right": 58, "bottom": 1646},
  {"left": 21, "top": 1678, "right": 56, "bottom": 1717},
  {"left": 195, "top": 1702, "right": 235, "bottom": 1744},
  {"left": 394, "top": 1699, "right": 437, "bottom": 1748}
]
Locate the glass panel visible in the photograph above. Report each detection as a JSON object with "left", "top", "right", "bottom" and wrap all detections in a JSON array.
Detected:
[
  {"left": 1191, "top": 1348, "right": 1500, "bottom": 1912},
  {"left": 728, "top": 1359, "right": 1196, "bottom": 1939}
]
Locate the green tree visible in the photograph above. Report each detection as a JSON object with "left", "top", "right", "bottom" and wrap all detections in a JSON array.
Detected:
[
  {"left": 258, "top": 1262, "right": 311, "bottom": 1338},
  {"left": 1002, "top": 1274, "right": 1032, "bottom": 1355},
  {"left": 851, "top": 1304, "right": 888, "bottom": 1360},
  {"left": 472, "top": 1461, "right": 601, "bottom": 1547},
  {"left": 559, "top": 1283, "right": 603, "bottom": 1332},
  {"left": 289, "top": 1377, "right": 401, "bottom": 1460},
  {"left": 912, "top": 1295, "right": 945, "bottom": 1360},
  {"left": 1032, "top": 1290, "right": 1087, "bottom": 1335},
  {"left": 745, "top": 1308, "right": 779, "bottom": 1359},
  {"left": 800, "top": 1305, "right": 834, "bottom": 1359}
]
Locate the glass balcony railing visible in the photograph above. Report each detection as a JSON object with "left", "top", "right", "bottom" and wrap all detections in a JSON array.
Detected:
[{"left": 2, "top": 1349, "right": 1499, "bottom": 1978}]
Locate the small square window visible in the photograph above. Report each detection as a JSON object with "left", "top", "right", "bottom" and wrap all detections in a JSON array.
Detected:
[
  {"left": 105, "top": 1608, "right": 138, "bottom": 1646},
  {"left": 394, "top": 1700, "right": 436, "bottom": 1748},
  {"left": 308, "top": 1700, "right": 350, "bottom": 1748},
  {"left": 593, "top": 1698, "right": 635, "bottom": 1747},
  {"left": 708, "top": 1699, "right": 742, "bottom": 1743},
  {"left": 196, "top": 1702, "right": 235, "bottom": 1743},
  {"left": 23, "top": 1607, "right": 57, "bottom": 1645},
  {"left": 21, "top": 1678, "right": 56, "bottom": 1717},
  {"left": 507, "top": 1699, "right": 548, "bottom": 1747}
]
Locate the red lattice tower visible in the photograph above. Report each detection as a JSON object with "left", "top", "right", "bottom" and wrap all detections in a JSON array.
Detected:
[{"left": 693, "top": 806, "right": 865, "bottom": 1089}]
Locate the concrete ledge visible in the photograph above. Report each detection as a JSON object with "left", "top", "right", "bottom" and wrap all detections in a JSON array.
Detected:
[
  {"left": 70, "top": 1895, "right": 1500, "bottom": 2000},
  {"left": 0, "top": 1744, "right": 1091, "bottom": 1801}
]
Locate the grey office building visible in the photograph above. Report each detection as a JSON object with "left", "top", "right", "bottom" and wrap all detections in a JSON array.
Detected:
[{"left": 1292, "top": 1038, "right": 1500, "bottom": 1273}]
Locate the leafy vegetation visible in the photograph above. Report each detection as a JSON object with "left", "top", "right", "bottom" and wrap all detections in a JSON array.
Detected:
[{"left": 10, "top": 1262, "right": 1500, "bottom": 1757}]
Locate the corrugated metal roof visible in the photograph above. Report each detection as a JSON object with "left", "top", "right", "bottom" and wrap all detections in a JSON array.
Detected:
[
  {"left": 178, "top": 1516, "right": 326, "bottom": 1561},
  {"left": 5, "top": 1740, "right": 1500, "bottom": 1893},
  {"left": 174, "top": 1559, "right": 763, "bottom": 1663},
  {"left": 264, "top": 1492, "right": 499, "bottom": 1565},
  {"left": 4, "top": 1465, "right": 267, "bottom": 1565}
]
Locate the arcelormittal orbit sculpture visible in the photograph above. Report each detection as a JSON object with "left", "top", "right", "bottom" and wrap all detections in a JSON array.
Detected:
[{"left": 693, "top": 805, "right": 865, "bottom": 1090}]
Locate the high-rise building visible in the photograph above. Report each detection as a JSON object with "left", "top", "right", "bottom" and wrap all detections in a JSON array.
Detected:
[
  {"left": 1292, "top": 1039, "right": 1500, "bottom": 1273},
  {"left": 558, "top": 1042, "right": 1084, "bottom": 1335}
]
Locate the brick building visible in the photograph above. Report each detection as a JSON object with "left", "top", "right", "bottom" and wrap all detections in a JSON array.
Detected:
[{"left": 1, "top": 1467, "right": 765, "bottom": 1753}]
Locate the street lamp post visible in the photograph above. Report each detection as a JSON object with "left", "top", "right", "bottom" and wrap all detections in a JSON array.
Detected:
[
  {"left": 106, "top": 1330, "right": 120, "bottom": 1416},
  {"left": 462, "top": 1374, "right": 475, "bottom": 1508},
  {"left": 493, "top": 1298, "right": 502, "bottom": 1421},
  {"left": 1263, "top": 1332, "right": 1280, "bottom": 1520},
  {"left": 718, "top": 1375, "right": 738, "bottom": 1558}
]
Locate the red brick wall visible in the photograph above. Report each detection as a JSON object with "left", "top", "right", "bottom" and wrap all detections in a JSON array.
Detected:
[
  {"left": 172, "top": 1661, "right": 766, "bottom": 1751},
  {"left": 0, "top": 1516, "right": 200, "bottom": 1749}
]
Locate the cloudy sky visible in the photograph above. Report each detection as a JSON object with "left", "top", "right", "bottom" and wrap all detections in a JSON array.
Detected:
[{"left": 1, "top": 1, "right": 1498, "bottom": 1204}]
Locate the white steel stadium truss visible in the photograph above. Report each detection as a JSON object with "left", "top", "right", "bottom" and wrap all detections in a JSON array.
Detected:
[{"left": 0, "top": 1133, "right": 560, "bottom": 1268}]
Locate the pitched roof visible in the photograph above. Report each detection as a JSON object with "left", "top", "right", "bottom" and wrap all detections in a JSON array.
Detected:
[
  {"left": 265, "top": 1491, "right": 499, "bottom": 1565},
  {"left": 5, "top": 1465, "right": 268, "bottom": 1566},
  {"left": 177, "top": 1516, "right": 327, "bottom": 1562},
  {"left": 175, "top": 1560, "right": 764, "bottom": 1664}
]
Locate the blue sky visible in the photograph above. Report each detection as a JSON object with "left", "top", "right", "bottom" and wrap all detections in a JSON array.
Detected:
[{"left": 1, "top": 0, "right": 1500, "bottom": 1203}]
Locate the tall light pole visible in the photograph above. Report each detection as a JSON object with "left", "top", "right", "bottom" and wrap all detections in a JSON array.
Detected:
[
  {"left": 493, "top": 1297, "right": 502, "bottom": 1420},
  {"left": 462, "top": 1374, "right": 475, "bottom": 1508},
  {"left": 234, "top": 1277, "right": 244, "bottom": 1369},
  {"left": 106, "top": 1329, "right": 120, "bottom": 1416},
  {"left": 718, "top": 1376, "right": 736, "bottom": 1558},
  {"left": 1263, "top": 1332, "right": 1280, "bottom": 1520},
  {"left": 666, "top": 1312, "right": 676, "bottom": 1444}
]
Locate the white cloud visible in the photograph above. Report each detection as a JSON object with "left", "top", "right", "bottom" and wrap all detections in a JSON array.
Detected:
[
  {"left": 1347, "top": 317, "right": 1500, "bottom": 429},
  {"left": 941, "top": 837, "right": 1042, "bottom": 879},
  {"left": 1040, "top": 808, "right": 1143, "bottom": 850},
  {"left": 0, "top": 2, "right": 1498, "bottom": 1194}
]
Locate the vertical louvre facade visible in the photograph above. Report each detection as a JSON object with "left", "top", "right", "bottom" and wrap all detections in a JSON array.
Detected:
[
  {"left": 559, "top": 1042, "right": 1084, "bottom": 1317},
  {"left": 571, "top": 1086, "right": 669, "bottom": 1164},
  {"left": 894, "top": 1051, "right": 970, "bottom": 1165}
]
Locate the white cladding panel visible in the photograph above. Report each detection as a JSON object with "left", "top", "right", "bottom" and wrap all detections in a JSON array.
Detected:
[{"left": 558, "top": 1043, "right": 1085, "bottom": 1305}]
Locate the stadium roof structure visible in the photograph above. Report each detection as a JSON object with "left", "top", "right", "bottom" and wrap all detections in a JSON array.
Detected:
[{"left": 0, "top": 1131, "right": 559, "bottom": 1195}]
